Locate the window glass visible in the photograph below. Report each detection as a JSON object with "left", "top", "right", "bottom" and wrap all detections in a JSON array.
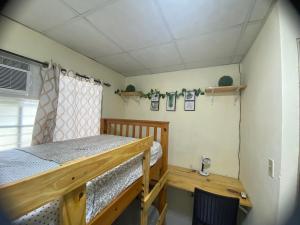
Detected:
[{"left": 0, "top": 97, "right": 38, "bottom": 151}]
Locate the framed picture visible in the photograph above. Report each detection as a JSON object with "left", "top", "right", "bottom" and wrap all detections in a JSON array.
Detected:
[
  {"left": 151, "top": 93, "right": 160, "bottom": 102},
  {"left": 184, "top": 100, "right": 195, "bottom": 111},
  {"left": 151, "top": 101, "right": 159, "bottom": 111},
  {"left": 185, "top": 90, "right": 195, "bottom": 101},
  {"left": 166, "top": 92, "right": 176, "bottom": 111}
]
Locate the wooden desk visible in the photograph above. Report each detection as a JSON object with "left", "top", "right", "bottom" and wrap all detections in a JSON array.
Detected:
[{"left": 168, "top": 165, "right": 252, "bottom": 208}]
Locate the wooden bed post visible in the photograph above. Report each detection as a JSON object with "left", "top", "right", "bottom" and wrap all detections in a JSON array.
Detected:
[
  {"left": 160, "top": 125, "right": 169, "bottom": 175},
  {"left": 100, "top": 118, "right": 107, "bottom": 134},
  {"left": 60, "top": 185, "right": 86, "bottom": 225},
  {"left": 158, "top": 124, "right": 169, "bottom": 224},
  {"left": 141, "top": 148, "right": 151, "bottom": 225}
]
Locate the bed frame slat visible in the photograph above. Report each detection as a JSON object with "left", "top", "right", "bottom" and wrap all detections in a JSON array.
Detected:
[
  {"left": 114, "top": 124, "right": 117, "bottom": 135},
  {"left": 154, "top": 127, "right": 157, "bottom": 141},
  {"left": 139, "top": 126, "right": 143, "bottom": 138},
  {"left": 107, "top": 122, "right": 111, "bottom": 134},
  {"left": 132, "top": 125, "right": 136, "bottom": 137},
  {"left": 126, "top": 125, "right": 129, "bottom": 137},
  {"left": 101, "top": 118, "right": 169, "bottom": 225},
  {"left": 120, "top": 124, "right": 123, "bottom": 136}
]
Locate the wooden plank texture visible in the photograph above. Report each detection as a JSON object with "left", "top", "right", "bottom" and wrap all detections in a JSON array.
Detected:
[
  {"left": 156, "top": 204, "right": 168, "bottom": 225},
  {"left": 60, "top": 185, "right": 86, "bottom": 225},
  {"left": 205, "top": 85, "right": 247, "bottom": 94},
  {"left": 126, "top": 125, "right": 129, "bottom": 137},
  {"left": 0, "top": 137, "right": 153, "bottom": 219},
  {"left": 132, "top": 125, "right": 136, "bottom": 137},
  {"left": 139, "top": 126, "right": 143, "bottom": 138},
  {"left": 168, "top": 165, "right": 252, "bottom": 207},
  {"left": 141, "top": 149, "right": 151, "bottom": 225},
  {"left": 154, "top": 127, "right": 157, "bottom": 141},
  {"left": 143, "top": 170, "right": 168, "bottom": 211},
  {"left": 114, "top": 124, "right": 117, "bottom": 135}
]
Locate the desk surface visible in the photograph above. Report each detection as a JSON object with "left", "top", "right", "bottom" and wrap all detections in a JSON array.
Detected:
[{"left": 168, "top": 165, "right": 252, "bottom": 208}]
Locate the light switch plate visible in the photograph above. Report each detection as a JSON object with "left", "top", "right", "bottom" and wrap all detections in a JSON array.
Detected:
[{"left": 268, "top": 159, "right": 275, "bottom": 178}]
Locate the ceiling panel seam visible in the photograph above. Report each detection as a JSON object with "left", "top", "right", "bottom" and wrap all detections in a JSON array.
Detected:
[
  {"left": 231, "top": 0, "right": 257, "bottom": 63},
  {"left": 152, "top": 0, "right": 186, "bottom": 68}
]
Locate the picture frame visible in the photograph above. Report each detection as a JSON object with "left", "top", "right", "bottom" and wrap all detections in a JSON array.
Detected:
[
  {"left": 150, "top": 101, "right": 159, "bottom": 111},
  {"left": 151, "top": 93, "right": 160, "bottom": 111},
  {"left": 184, "top": 100, "right": 195, "bottom": 111},
  {"left": 151, "top": 93, "right": 160, "bottom": 102},
  {"left": 185, "top": 90, "right": 195, "bottom": 101},
  {"left": 166, "top": 92, "right": 176, "bottom": 111}
]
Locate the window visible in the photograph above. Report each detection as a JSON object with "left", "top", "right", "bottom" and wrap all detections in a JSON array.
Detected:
[{"left": 0, "top": 97, "right": 38, "bottom": 151}]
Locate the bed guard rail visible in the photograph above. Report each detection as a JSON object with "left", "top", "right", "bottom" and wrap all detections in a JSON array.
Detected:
[{"left": 0, "top": 137, "right": 153, "bottom": 225}]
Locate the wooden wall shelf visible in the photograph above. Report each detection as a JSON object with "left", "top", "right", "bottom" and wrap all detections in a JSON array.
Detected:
[
  {"left": 205, "top": 85, "right": 247, "bottom": 94},
  {"left": 118, "top": 91, "right": 143, "bottom": 97}
]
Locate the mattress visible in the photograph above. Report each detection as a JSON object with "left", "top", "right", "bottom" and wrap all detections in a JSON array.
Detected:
[{"left": 0, "top": 135, "right": 162, "bottom": 225}]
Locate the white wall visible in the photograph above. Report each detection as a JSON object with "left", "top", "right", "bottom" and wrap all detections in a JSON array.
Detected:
[
  {"left": 0, "top": 16, "right": 125, "bottom": 118},
  {"left": 277, "top": 0, "right": 300, "bottom": 223},
  {"left": 240, "top": 6, "right": 283, "bottom": 225},
  {"left": 124, "top": 64, "right": 241, "bottom": 225},
  {"left": 124, "top": 64, "right": 241, "bottom": 177},
  {"left": 240, "top": 2, "right": 300, "bottom": 225}
]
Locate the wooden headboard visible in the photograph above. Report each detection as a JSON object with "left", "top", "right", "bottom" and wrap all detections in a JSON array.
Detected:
[{"left": 100, "top": 118, "right": 169, "bottom": 172}]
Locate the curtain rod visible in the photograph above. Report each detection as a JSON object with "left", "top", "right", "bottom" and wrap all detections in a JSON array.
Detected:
[{"left": 0, "top": 49, "right": 111, "bottom": 87}]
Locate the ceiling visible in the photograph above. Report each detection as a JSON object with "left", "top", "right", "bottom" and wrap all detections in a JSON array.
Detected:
[{"left": 2, "top": 0, "right": 274, "bottom": 76}]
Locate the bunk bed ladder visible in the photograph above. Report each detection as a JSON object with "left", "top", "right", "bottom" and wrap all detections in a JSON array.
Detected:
[{"left": 141, "top": 149, "right": 168, "bottom": 225}]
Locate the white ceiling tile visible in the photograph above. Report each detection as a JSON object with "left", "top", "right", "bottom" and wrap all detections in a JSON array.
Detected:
[
  {"left": 236, "top": 22, "right": 262, "bottom": 55},
  {"left": 122, "top": 69, "right": 152, "bottom": 77},
  {"left": 250, "top": 0, "right": 273, "bottom": 21},
  {"left": 97, "top": 53, "right": 145, "bottom": 73},
  {"left": 46, "top": 18, "right": 122, "bottom": 59},
  {"left": 2, "top": 0, "right": 77, "bottom": 32},
  {"left": 62, "top": 0, "right": 112, "bottom": 14},
  {"left": 86, "top": 0, "right": 172, "bottom": 51},
  {"left": 130, "top": 43, "right": 182, "bottom": 69},
  {"left": 185, "top": 57, "right": 232, "bottom": 70},
  {"left": 149, "top": 64, "right": 185, "bottom": 74},
  {"left": 157, "top": 0, "right": 253, "bottom": 39},
  {"left": 177, "top": 26, "right": 241, "bottom": 63}
]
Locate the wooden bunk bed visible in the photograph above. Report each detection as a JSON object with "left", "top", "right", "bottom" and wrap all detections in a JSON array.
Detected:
[{"left": 0, "top": 118, "right": 169, "bottom": 225}]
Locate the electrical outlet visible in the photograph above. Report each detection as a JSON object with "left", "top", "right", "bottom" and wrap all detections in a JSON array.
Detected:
[{"left": 268, "top": 159, "right": 275, "bottom": 178}]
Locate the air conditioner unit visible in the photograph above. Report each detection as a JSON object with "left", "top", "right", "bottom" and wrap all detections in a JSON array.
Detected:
[{"left": 0, "top": 56, "right": 31, "bottom": 96}]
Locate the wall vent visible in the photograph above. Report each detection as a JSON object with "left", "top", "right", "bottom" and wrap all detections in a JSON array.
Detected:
[{"left": 0, "top": 56, "right": 31, "bottom": 95}]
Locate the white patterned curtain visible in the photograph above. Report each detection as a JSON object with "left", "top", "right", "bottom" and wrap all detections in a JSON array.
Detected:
[
  {"left": 53, "top": 71, "right": 102, "bottom": 142},
  {"left": 32, "top": 63, "right": 60, "bottom": 145}
]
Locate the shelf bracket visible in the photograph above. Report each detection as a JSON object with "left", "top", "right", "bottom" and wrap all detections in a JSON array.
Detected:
[
  {"left": 210, "top": 89, "right": 215, "bottom": 105},
  {"left": 234, "top": 87, "right": 241, "bottom": 105}
]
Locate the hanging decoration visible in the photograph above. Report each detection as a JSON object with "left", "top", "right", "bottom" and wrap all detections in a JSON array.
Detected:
[
  {"left": 115, "top": 88, "right": 204, "bottom": 98},
  {"left": 165, "top": 88, "right": 204, "bottom": 99},
  {"left": 184, "top": 90, "right": 196, "bottom": 111},
  {"left": 115, "top": 87, "right": 205, "bottom": 112},
  {"left": 115, "top": 87, "right": 204, "bottom": 111},
  {"left": 141, "top": 89, "right": 166, "bottom": 99},
  {"left": 166, "top": 92, "right": 176, "bottom": 111},
  {"left": 150, "top": 92, "right": 160, "bottom": 111}
]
